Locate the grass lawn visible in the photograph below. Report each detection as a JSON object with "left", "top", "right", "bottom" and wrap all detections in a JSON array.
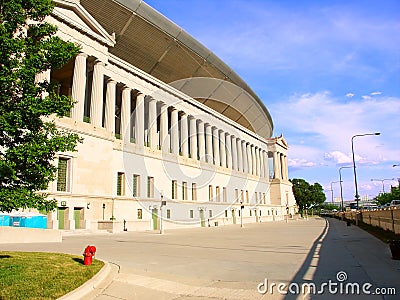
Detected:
[{"left": 0, "top": 251, "right": 104, "bottom": 300}]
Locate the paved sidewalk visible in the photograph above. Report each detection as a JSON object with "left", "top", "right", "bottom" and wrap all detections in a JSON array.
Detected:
[{"left": 1, "top": 217, "right": 399, "bottom": 299}]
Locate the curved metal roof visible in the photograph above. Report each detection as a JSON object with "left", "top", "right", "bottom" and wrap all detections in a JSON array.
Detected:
[{"left": 80, "top": 0, "right": 273, "bottom": 139}]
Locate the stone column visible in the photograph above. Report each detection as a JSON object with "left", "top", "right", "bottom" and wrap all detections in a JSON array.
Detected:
[
  {"left": 250, "top": 146, "right": 256, "bottom": 175},
  {"left": 35, "top": 69, "right": 51, "bottom": 100},
  {"left": 120, "top": 86, "right": 131, "bottom": 143},
  {"left": 205, "top": 124, "right": 213, "bottom": 163},
  {"left": 255, "top": 147, "right": 260, "bottom": 176},
  {"left": 148, "top": 97, "right": 157, "bottom": 149},
  {"left": 273, "top": 151, "right": 280, "bottom": 179},
  {"left": 283, "top": 155, "right": 288, "bottom": 180},
  {"left": 135, "top": 93, "right": 145, "bottom": 146},
  {"left": 104, "top": 79, "right": 116, "bottom": 134},
  {"left": 231, "top": 136, "right": 237, "bottom": 170},
  {"left": 259, "top": 149, "right": 265, "bottom": 178},
  {"left": 263, "top": 151, "right": 269, "bottom": 179},
  {"left": 170, "top": 108, "right": 179, "bottom": 155},
  {"left": 284, "top": 155, "right": 289, "bottom": 180},
  {"left": 212, "top": 127, "right": 220, "bottom": 166},
  {"left": 225, "top": 133, "right": 232, "bottom": 169},
  {"left": 180, "top": 113, "right": 188, "bottom": 157},
  {"left": 160, "top": 103, "right": 168, "bottom": 151},
  {"left": 247, "top": 143, "right": 252, "bottom": 175},
  {"left": 198, "top": 120, "right": 205, "bottom": 162},
  {"left": 90, "top": 59, "right": 104, "bottom": 127},
  {"left": 237, "top": 138, "right": 243, "bottom": 172},
  {"left": 189, "top": 116, "right": 198, "bottom": 159},
  {"left": 219, "top": 131, "right": 226, "bottom": 168},
  {"left": 242, "top": 141, "right": 248, "bottom": 174},
  {"left": 71, "top": 53, "right": 88, "bottom": 121}
]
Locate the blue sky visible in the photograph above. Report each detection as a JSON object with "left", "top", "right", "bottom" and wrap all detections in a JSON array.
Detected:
[{"left": 144, "top": 0, "right": 400, "bottom": 202}]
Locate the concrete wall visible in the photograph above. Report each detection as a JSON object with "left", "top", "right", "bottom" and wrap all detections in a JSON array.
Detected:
[{"left": 0, "top": 227, "right": 62, "bottom": 244}]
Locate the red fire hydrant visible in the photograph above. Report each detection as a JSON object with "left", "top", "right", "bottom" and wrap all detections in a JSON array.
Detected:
[{"left": 83, "top": 245, "right": 96, "bottom": 266}]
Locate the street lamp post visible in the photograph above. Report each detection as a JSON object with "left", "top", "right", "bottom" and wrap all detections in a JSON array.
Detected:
[
  {"left": 339, "top": 166, "right": 352, "bottom": 212},
  {"left": 330, "top": 181, "right": 341, "bottom": 204},
  {"left": 351, "top": 132, "right": 380, "bottom": 209},
  {"left": 370, "top": 178, "right": 395, "bottom": 194},
  {"left": 160, "top": 193, "right": 166, "bottom": 234},
  {"left": 240, "top": 200, "right": 244, "bottom": 228}
]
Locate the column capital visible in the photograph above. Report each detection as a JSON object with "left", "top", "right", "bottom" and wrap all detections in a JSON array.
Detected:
[{"left": 76, "top": 52, "right": 88, "bottom": 58}]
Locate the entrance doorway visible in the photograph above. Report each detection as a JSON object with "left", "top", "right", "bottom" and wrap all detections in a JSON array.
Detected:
[
  {"left": 152, "top": 208, "right": 159, "bottom": 230},
  {"left": 74, "top": 208, "right": 84, "bottom": 229},
  {"left": 57, "top": 207, "right": 67, "bottom": 229},
  {"left": 199, "top": 209, "right": 206, "bottom": 227}
]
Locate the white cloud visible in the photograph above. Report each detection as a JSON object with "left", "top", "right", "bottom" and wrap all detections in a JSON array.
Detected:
[
  {"left": 288, "top": 158, "right": 316, "bottom": 169},
  {"left": 324, "top": 151, "right": 352, "bottom": 164},
  {"left": 362, "top": 95, "right": 372, "bottom": 100},
  {"left": 371, "top": 91, "right": 382, "bottom": 96},
  {"left": 346, "top": 93, "right": 355, "bottom": 98},
  {"left": 271, "top": 92, "right": 400, "bottom": 166}
]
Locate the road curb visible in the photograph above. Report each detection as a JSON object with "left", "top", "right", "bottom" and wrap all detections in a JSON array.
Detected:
[{"left": 58, "top": 260, "right": 119, "bottom": 300}]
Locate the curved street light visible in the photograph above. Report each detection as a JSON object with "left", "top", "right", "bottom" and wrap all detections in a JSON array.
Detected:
[
  {"left": 339, "top": 166, "right": 353, "bottom": 212},
  {"left": 330, "top": 181, "right": 341, "bottom": 204},
  {"left": 351, "top": 132, "right": 380, "bottom": 209},
  {"left": 370, "top": 178, "right": 395, "bottom": 194}
]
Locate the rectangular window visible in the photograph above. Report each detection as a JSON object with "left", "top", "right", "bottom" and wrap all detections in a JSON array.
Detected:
[
  {"left": 263, "top": 193, "right": 266, "bottom": 204},
  {"left": 167, "top": 209, "right": 171, "bottom": 219},
  {"left": 57, "top": 157, "right": 70, "bottom": 192},
  {"left": 209, "top": 185, "right": 213, "bottom": 201},
  {"left": 250, "top": 210, "right": 252, "bottom": 216},
  {"left": 192, "top": 183, "right": 197, "bottom": 201},
  {"left": 182, "top": 182, "right": 187, "bottom": 200},
  {"left": 235, "top": 189, "right": 239, "bottom": 203},
  {"left": 147, "top": 176, "right": 154, "bottom": 198},
  {"left": 137, "top": 209, "right": 142, "bottom": 219},
  {"left": 216, "top": 186, "right": 220, "bottom": 202},
  {"left": 223, "top": 187, "right": 227, "bottom": 203},
  {"left": 190, "top": 210, "right": 194, "bottom": 218},
  {"left": 172, "top": 180, "right": 177, "bottom": 199},
  {"left": 133, "top": 174, "right": 140, "bottom": 197},
  {"left": 117, "top": 172, "right": 125, "bottom": 196},
  {"left": 225, "top": 210, "right": 228, "bottom": 218},
  {"left": 246, "top": 190, "right": 249, "bottom": 203},
  {"left": 209, "top": 210, "right": 213, "bottom": 218},
  {"left": 255, "top": 192, "right": 258, "bottom": 204},
  {"left": 241, "top": 190, "right": 244, "bottom": 203}
]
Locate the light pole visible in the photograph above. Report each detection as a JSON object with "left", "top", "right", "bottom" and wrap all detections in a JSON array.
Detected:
[
  {"left": 160, "top": 192, "right": 166, "bottom": 234},
  {"left": 339, "top": 166, "right": 352, "bottom": 212},
  {"left": 370, "top": 178, "right": 395, "bottom": 194},
  {"left": 240, "top": 200, "right": 244, "bottom": 228},
  {"left": 351, "top": 132, "right": 380, "bottom": 209},
  {"left": 330, "top": 181, "right": 341, "bottom": 204}
]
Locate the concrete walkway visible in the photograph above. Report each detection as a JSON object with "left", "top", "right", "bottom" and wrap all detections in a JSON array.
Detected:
[{"left": 1, "top": 217, "right": 399, "bottom": 299}]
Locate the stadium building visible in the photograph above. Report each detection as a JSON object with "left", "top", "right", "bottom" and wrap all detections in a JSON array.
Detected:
[{"left": 41, "top": 0, "right": 296, "bottom": 231}]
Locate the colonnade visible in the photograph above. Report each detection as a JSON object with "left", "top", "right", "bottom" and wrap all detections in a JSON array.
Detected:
[{"left": 65, "top": 54, "right": 290, "bottom": 179}]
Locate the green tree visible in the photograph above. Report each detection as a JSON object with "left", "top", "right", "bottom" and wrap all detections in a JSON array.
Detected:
[
  {"left": 290, "top": 178, "right": 326, "bottom": 211},
  {"left": 374, "top": 187, "right": 400, "bottom": 206},
  {"left": 0, "top": 0, "right": 80, "bottom": 212}
]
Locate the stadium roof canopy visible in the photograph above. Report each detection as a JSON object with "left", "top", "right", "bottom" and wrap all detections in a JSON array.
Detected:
[{"left": 80, "top": 0, "right": 273, "bottom": 139}]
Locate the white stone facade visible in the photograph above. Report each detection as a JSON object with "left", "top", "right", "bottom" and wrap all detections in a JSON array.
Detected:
[{"left": 41, "top": 1, "right": 296, "bottom": 232}]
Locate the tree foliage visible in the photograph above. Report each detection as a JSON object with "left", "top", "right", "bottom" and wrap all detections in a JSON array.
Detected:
[
  {"left": 374, "top": 187, "right": 400, "bottom": 206},
  {"left": 0, "top": 0, "right": 80, "bottom": 212},
  {"left": 290, "top": 178, "right": 326, "bottom": 210}
]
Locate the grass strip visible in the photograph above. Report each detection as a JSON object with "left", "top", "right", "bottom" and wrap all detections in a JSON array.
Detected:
[{"left": 0, "top": 251, "right": 104, "bottom": 300}]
